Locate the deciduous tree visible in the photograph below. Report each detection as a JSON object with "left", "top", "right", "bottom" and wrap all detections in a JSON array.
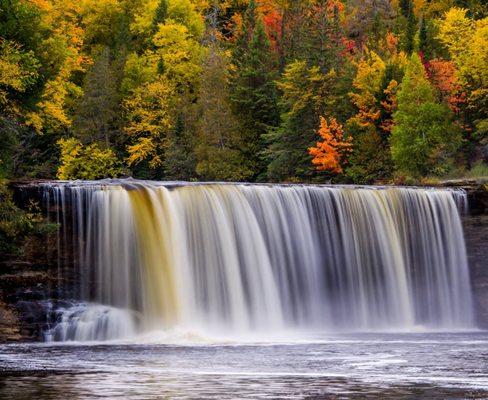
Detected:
[
  {"left": 391, "top": 53, "right": 461, "bottom": 176},
  {"left": 309, "top": 116, "right": 352, "bottom": 174}
]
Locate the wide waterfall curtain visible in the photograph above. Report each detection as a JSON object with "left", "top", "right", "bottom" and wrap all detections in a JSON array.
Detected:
[{"left": 41, "top": 182, "right": 473, "bottom": 341}]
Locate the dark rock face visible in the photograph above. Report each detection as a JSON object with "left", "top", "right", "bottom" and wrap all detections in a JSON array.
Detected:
[
  {"left": 0, "top": 268, "right": 56, "bottom": 341},
  {"left": 0, "top": 207, "right": 60, "bottom": 342},
  {"left": 464, "top": 214, "right": 488, "bottom": 328},
  {"left": 0, "top": 183, "right": 75, "bottom": 342},
  {"left": 0, "top": 301, "right": 22, "bottom": 342}
]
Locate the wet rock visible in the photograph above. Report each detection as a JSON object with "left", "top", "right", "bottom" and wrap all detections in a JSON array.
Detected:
[
  {"left": 0, "top": 302, "right": 21, "bottom": 342},
  {"left": 14, "top": 300, "right": 51, "bottom": 341},
  {"left": 435, "top": 179, "right": 488, "bottom": 215},
  {"left": 0, "top": 270, "right": 57, "bottom": 342},
  {"left": 463, "top": 213, "right": 488, "bottom": 328}
]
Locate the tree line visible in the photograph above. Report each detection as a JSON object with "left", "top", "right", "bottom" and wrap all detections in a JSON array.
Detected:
[{"left": 1, "top": 0, "right": 487, "bottom": 183}]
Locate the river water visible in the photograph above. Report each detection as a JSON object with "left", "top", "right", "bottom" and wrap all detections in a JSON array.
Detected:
[{"left": 1, "top": 332, "right": 487, "bottom": 399}]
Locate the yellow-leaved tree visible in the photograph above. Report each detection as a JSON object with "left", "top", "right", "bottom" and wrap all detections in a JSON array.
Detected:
[
  {"left": 124, "top": 80, "right": 175, "bottom": 169},
  {"left": 123, "top": 1, "right": 204, "bottom": 172},
  {"left": 438, "top": 7, "right": 488, "bottom": 156},
  {"left": 0, "top": 40, "right": 39, "bottom": 109},
  {"left": 349, "top": 50, "right": 386, "bottom": 128},
  {"left": 57, "top": 138, "right": 122, "bottom": 180},
  {"left": 27, "top": 0, "right": 90, "bottom": 132}
]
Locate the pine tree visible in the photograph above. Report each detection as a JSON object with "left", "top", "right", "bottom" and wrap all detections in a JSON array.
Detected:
[
  {"left": 304, "top": 0, "right": 346, "bottom": 71},
  {"left": 230, "top": 1, "right": 279, "bottom": 180},
  {"left": 73, "top": 47, "right": 119, "bottom": 148},
  {"left": 163, "top": 113, "right": 196, "bottom": 180},
  {"left": 196, "top": 43, "right": 252, "bottom": 181},
  {"left": 265, "top": 60, "right": 338, "bottom": 181},
  {"left": 418, "top": 15, "right": 428, "bottom": 54},
  {"left": 152, "top": 0, "right": 168, "bottom": 33}
]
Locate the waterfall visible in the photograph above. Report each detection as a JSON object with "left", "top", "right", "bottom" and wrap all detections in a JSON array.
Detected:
[{"left": 39, "top": 180, "right": 474, "bottom": 341}]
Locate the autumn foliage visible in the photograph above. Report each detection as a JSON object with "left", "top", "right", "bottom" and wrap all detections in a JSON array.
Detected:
[
  {"left": 0, "top": 0, "right": 486, "bottom": 182},
  {"left": 309, "top": 117, "right": 352, "bottom": 174},
  {"left": 426, "top": 59, "right": 465, "bottom": 113}
]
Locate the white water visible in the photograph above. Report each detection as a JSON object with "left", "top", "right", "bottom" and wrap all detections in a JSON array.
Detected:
[
  {"left": 39, "top": 180, "right": 474, "bottom": 341},
  {"left": 45, "top": 304, "right": 138, "bottom": 342}
]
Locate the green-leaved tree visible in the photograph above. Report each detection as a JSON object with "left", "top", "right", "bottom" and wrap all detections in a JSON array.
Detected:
[{"left": 391, "top": 53, "right": 461, "bottom": 177}]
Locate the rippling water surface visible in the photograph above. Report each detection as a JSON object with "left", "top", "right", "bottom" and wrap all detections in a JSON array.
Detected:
[{"left": 1, "top": 332, "right": 487, "bottom": 399}]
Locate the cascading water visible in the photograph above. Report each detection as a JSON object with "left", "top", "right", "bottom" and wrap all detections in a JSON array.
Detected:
[{"left": 38, "top": 180, "right": 474, "bottom": 341}]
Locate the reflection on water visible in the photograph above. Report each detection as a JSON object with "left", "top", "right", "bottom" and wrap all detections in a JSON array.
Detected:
[{"left": 1, "top": 332, "right": 487, "bottom": 399}]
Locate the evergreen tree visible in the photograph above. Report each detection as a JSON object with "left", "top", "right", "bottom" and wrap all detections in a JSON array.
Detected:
[
  {"left": 303, "top": 0, "right": 346, "bottom": 71},
  {"left": 230, "top": 1, "right": 279, "bottom": 180},
  {"left": 196, "top": 44, "right": 252, "bottom": 181},
  {"left": 73, "top": 47, "right": 120, "bottom": 148},
  {"left": 163, "top": 113, "right": 196, "bottom": 180},
  {"left": 418, "top": 15, "right": 428, "bottom": 54},
  {"left": 265, "top": 1, "right": 351, "bottom": 182},
  {"left": 152, "top": 0, "right": 168, "bottom": 33},
  {"left": 265, "top": 61, "right": 338, "bottom": 181}
]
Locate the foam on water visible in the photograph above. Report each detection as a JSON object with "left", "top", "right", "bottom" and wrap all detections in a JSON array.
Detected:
[{"left": 45, "top": 304, "right": 139, "bottom": 342}]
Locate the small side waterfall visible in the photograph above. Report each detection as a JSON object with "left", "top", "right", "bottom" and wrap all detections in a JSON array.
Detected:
[{"left": 39, "top": 181, "right": 474, "bottom": 341}]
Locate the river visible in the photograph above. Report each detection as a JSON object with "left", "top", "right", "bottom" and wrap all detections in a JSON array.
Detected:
[{"left": 1, "top": 332, "right": 487, "bottom": 399}]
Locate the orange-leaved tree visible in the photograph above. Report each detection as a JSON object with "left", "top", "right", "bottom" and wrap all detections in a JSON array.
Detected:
[
  {"left": 426, "top": 58, "right": 465, "bottom": 114},
  {"left": 309, "top": 117, "right": 352, "bottom": 174}
]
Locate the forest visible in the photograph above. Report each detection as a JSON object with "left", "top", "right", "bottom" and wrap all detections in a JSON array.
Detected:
[{"left": 1, "top": 0, "right": 487, "bottom": 184}]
